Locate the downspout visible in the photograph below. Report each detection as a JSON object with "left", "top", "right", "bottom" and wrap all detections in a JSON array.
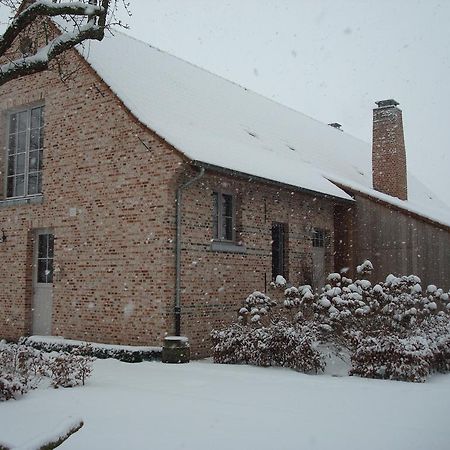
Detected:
[{"left": 175, "top": 166, "right": 206, "bottom": 336}]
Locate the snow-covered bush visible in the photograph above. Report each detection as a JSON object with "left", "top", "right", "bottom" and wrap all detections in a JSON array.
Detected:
[
  {"left": 211, "top": 321, "right": 324, "bottom": 373},
  {"left": 349, "top": 334, "right": 433, "bottom": 382},
  {"left": 0, "top": 342, "right": 44, "bottom": 401},
  {"left": 238, "top": 291, "right": 277, "bottom": 325},
  {"left": 212, "top": 260, "right": 450, "bottom": 382},
  {"left": 0, "top": 341, "right": 94, "bottom": 401},
  {"left": 47, "top": 345, "right": 94, "bottom": 388}
]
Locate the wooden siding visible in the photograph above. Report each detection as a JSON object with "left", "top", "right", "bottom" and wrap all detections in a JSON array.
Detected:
[{"left": 352, "top": 194, "right": 450, "bottom": 289}]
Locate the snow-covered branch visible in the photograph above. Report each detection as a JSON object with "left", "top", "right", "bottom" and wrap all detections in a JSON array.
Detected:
[{"left": 0, "top": 0, "right": 111, "bottom": 85}]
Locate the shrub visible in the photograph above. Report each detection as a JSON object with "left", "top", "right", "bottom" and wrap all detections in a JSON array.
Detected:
[
  {"left": 0, "top": 341, "right": 94, "bottom": 401},
  {"left": 0, "top": 342, "right": 44, "bottom": 401},
  {"left": 211, "top": 320, "right": 324, "bottom": 373},
  {"left": 47, "top": 346, "right": 94, "bottom": 388},
  {"left": 211, "top": 260, "right": 450, "bottom": 382}
]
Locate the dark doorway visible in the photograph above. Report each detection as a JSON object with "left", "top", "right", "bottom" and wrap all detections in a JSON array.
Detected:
[{"left": 272, "top": 222, "right": 287, "bottom": 280}]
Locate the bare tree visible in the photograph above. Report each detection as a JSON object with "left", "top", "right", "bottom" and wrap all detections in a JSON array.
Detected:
[{"left": 0, "top": 0, "right": 130, "bottom": 86}]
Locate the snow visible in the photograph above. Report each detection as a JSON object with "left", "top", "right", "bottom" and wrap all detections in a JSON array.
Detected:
[
  {"left": 82, "top": 30, "right": 450, "bottom": 227},
  {"left": 1, "top": 359, "right": 450, "bottom": 450},
  {"left": 14, "top": 417, "right": 83, "bottom": 450},
  {"left": 25, "top": 335, "right": 162, "bottom": 353}
]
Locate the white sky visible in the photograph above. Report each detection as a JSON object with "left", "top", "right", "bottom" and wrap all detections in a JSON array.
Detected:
[{"left": 1, "top": 0, "right": 449, "bottom": 201}]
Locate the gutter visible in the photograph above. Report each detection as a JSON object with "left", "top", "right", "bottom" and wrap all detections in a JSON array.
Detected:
[
  {"left": 191, "top": 160, "right": 353, "bottom": 204},
  {"left": 174, "top": 166, "right": 206, "bottom": 336}
]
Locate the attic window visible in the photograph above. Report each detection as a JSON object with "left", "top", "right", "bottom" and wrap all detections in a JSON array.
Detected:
[
  {"left": 246, "top": 131, "right": 258, "bottom": 138},
  {"left": 287, "top": 145, "right": 296, "bottom": 151}
]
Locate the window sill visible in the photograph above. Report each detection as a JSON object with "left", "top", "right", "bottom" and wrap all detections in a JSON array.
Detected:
[
  {"left": 0, "top": 194, "right": 43, "bottom": 208},
  {"left": 210, "top": 241, "right": 247, "bottom": 253}
]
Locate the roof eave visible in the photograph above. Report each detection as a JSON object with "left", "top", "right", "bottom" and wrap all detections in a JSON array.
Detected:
[{"left": 191, "top": 160, "right": 354, "bottom": 204}]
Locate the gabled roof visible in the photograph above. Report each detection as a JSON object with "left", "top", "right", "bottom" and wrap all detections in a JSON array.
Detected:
[{"left": 82, "top": 30, "right": 450, "bottom": 228}]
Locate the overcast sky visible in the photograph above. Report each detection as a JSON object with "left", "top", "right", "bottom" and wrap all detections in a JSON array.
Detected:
[{"left": 1, "top": 0, "right": 449, "bottom": 201}]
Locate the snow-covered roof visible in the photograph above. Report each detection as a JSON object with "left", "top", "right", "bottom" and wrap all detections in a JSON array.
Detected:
[{"left": 83, "top": 30, "right": 450, "bottom": 228}]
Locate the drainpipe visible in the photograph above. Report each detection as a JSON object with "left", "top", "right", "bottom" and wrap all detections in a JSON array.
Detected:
[{"left": 175, "top": 166, "right": 205, "bottom": 336}]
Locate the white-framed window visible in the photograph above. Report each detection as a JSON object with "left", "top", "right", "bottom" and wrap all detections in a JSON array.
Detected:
[
  {"left": 213, "top": 191, "right": 235, "bottom": 241},
  {"left": 6, "top": 105, "right": 44, "bottom": 198}
]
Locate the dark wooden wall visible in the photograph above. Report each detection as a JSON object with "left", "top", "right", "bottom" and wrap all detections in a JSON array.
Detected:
[{"left": 346, "top": 194, "right": 450, "bottom": 290}]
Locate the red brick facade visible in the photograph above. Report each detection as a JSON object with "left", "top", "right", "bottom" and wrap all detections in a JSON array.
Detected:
[{"left": 0, "top": 50, "right": 338, "bottom": 356}]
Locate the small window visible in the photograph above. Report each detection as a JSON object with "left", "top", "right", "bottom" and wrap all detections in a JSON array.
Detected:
[
  {"left": 213, "top": 192, "right": 235, "bottom": 241},
  {"left": 312, "top": 228, "right": 326, "bottom": 248},
  {"left": 6, "top": 105, "right": 44, "bottom": 198}
]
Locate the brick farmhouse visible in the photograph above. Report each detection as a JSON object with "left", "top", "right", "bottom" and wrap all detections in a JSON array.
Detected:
[{"left": 1, "top": 25, "right": 449, "bottom": 356}]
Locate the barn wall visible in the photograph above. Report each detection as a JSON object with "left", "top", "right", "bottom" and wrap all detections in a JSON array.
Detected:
[{"left": 352, "top": 194, "right": 450, "bottom": 289}]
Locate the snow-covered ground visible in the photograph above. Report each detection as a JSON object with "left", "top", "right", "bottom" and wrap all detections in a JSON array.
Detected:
[{"left": 1, "top": 359, "right": 450, "bottom": 450}]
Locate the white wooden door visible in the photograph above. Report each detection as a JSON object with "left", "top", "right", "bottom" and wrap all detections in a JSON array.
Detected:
[{"left": 32, "top": 230, "right": 54, "bottom": 335}]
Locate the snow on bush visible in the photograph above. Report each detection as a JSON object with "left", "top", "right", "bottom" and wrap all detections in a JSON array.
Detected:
[
  {"left": 0, "top": 342, "right": 44, "bottom": 401},
  {"left": 0, "top": 341, "right": 94, "bottom": 402},
  {"left": 211, "top": 260, "right": 450, "bottom": 382},
  {"left": 211, "top": 320, "right": 324, "bottom": 373},
  {"left": 47, "top": 345, "right": 94, "bottom": 388}
]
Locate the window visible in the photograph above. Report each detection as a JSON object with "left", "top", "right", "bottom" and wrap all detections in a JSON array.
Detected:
[
  {"left": 37, "top": 233, "right": 54, "bottom": 284},
  {"left": 312, "top": 228, "right": 326, "bottom": 248},
  {"left": 7, "top": 105, "right": 44, "bottom": 198},
  {"left": 213, "top": 192, "right": 234, "bottom": 241}
]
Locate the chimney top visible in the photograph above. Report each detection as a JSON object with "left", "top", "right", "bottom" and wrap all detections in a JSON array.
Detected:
[
  {"left": 328, "top": 122, "right": 343, "bottom": 131},
  {"left": 375, "top": 99, "right": 399, "bottom": 108}
]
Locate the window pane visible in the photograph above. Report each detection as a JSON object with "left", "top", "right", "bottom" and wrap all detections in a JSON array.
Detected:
[
  {"left": 222, "top": 194, "right": 233, "bottom": 217},
  {"left": 37, "top": 259, "right": 47, "bottom": 283},
  {"left": 38, "top": 234, "right": 48, "bottom": 259},
  {"left": 8, "top": 134, "right": 16, "bottom": 153},
  {"left": 14, "top": 175, "right": 25, "bottom": 196},
  {"left": 46, "top": 258, "right": 54, "bottom": 283},
  {"left": 38, "top": 149, "right": 43, "bottom": 170},
  {"left": 7, "top": 156, "right": 15, "bottom": 176},
  {"left": 7, "top": 177, "right": 14, "bottom": 197},
  {"left": 29, "top": 150, "right": 38, "bottom": 171},
  {"left": 30, "top": 131, "right": 39, "bottom": 150},
  {"left": 31, "top": 107, "right": 41, "bottom": 129},
  {"left": 28, "top": 173, "right": 38, "bottom": 195},
  {"left": 18, "top": 111, "right": 27, "bottom": 132},
  {"left": 17, "top": 132, "right": 26, "bottom": 152},
  {"left": 223, "top": 216, "right": 233, "bottom": 240},
  {"left": 16, "top": 153, "right": 25, "bottom": 174},
  {"left": 9, "top": 113, "right": 17, "bottom": 134},
  {"left": 48, "top": 234, "right": 54, "bottom": 258}
]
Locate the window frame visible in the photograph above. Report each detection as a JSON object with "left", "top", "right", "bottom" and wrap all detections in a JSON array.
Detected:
[
  {"left": 4, "top": 103, "right": 45, "bottom": 200},
  {"left": 213, "top": 190, "right": 236, "bottom": 243}
]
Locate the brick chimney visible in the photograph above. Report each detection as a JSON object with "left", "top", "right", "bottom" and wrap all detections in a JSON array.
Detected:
[{"left": 372, "top": 99, "right": 408, "bottom": 200}]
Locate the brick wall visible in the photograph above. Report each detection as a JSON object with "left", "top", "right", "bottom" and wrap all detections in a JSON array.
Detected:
[
  {"left": 0, "top": 49, "right": 183, "bottom": 347},
  {"left": 176, "top": 171, "right": 336, "bottom": 357}
]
